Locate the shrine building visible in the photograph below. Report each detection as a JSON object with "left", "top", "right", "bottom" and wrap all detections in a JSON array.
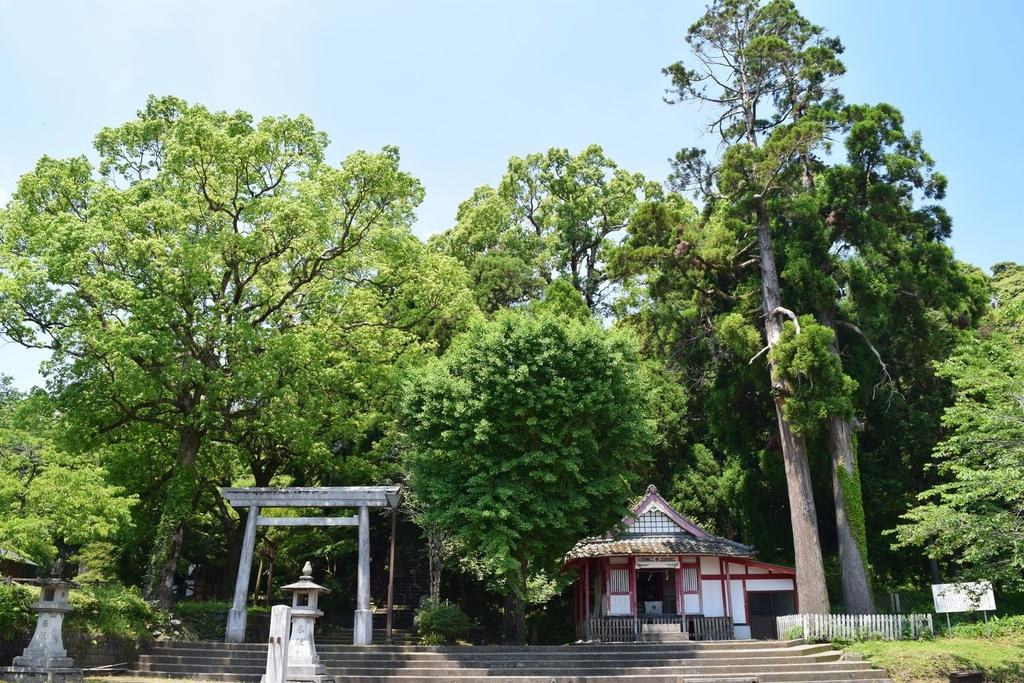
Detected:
[{"left": 566, "top": 485, "right": 798, "bottom": 641}]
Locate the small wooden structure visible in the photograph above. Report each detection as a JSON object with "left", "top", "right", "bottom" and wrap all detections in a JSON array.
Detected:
[
  {"left": 566, "top": 485, "right": 798, "bottom": 641},
  {"left": 0, "top": 548, "right": 37, "bottom": 580}
]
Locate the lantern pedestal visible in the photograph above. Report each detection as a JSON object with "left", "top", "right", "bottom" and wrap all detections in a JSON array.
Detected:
[
  {"left": 281, "top": 562, "right": 333, "bottom": 683},
  {"left": 1, "top": 579, "right": 83, "bottom": 683}
]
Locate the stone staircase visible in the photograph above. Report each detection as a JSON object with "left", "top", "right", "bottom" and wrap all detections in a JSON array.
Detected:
[
  {"left": 316, "top": 622, "right": 419, "bottom": 645},
  {"left": 125, "top": 639, "right": 891, "bottom": 682}
]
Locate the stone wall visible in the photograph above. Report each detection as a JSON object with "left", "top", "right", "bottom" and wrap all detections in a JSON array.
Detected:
[{"left": 0, "top": 633, "right": 141, "bottom": 671}]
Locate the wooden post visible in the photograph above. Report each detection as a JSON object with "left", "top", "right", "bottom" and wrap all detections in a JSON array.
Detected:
[
  {"left": 226, "top": 504, "right": 259, "bottom": 642},
  {"left": 385, "top": 505, "right": 397, "bottom": 643},
  {"left": 254, "top": 555, "right": 264, "bottom": 603},
  {"left": 265, "top": 557, "right": 274, "bottom": 607},
  {"left": 723, "top": 559, "right": 732, "bottom": 623},
  {"left": 584, "top": 559, "right": 590, "bottom": 638}
]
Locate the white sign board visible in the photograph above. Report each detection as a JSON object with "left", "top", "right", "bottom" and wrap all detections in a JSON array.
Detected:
[
  {"left": 931, "top": 581, "right": 996, "bottom": 614},
  {"left": 636, "top": 557, "right": 679, "bottom": 569}
]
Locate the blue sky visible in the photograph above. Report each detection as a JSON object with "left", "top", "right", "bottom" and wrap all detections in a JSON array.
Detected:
[{"left": 1, "top": 1, "right": 1021, "bottom": 390}]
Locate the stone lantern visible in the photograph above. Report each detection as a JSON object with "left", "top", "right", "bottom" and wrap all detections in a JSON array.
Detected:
[
  {"left": 1, "top": 576, "right": 83, "bottom": 683},
  {"left": 280, "top": 561, "right": 332, "bottom": 683}
]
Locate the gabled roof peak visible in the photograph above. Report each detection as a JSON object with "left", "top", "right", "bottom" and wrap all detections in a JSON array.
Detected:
[{"left": 626, "top": 484, "right": 711, "bottom": 540}]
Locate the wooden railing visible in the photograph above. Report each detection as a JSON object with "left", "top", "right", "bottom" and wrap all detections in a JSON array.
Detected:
[
  {"left": 578, "top": 616, "right": 735, "bottom": 642},
  {"left": 688, "top": 616, "right": 733, "bottom": 641},
  {"left": 776, "top": 613, "right": 934, "bottom": 642},
  {"left": 579, "top": 617, "right": 640, "bottom": 642}
]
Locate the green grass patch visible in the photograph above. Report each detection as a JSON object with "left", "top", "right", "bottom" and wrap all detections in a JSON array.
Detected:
[{"left": 847, "top": 637, "right": 1024, "bottom": 682}]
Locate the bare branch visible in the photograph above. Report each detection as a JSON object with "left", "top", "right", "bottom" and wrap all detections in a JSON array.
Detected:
[
  {"left": 771, "top": 307, "right": 801, "bottom": 334},
  {"left": 749, "top": 344, "right": 771, "bottom": 365},
  {"left": 838, "top": 320, "right": 894, "bottom": 388}
]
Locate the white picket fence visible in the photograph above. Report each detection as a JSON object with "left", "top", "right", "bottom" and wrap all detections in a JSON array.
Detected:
[{"left": 776, "top": 613, "right": 933, "bottom": 642}]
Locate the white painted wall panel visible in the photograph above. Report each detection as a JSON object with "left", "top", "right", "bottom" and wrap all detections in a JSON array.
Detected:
[
  {"left": 683, "top": 593, "right": 701, "bottom": 614},
  {"left": 745, "top": 578, "right": 794, "bottom": 592},
  {"left": 700, "top": 556, "right": 720, "bottom": 574},
  {"left": 608, "top": 594, "right": 631, "bottom": 615},
  {"left": 728, "top": 562, "right": 746, "bottom": 574},
  {"left": 730, "top": 579, "right": 746, "bottom": 624},
  {"left": 747, "top": 566, "right": 768, "bottom": 574},
  {"left": 733, "top": 625, "right": 752, "bottom": 640},
  {"left": 700, "top": 580, "right": 724, "bottom": 617}
]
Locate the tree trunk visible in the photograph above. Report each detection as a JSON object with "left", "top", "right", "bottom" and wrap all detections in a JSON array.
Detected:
[
  {"left": 756, "top": 207, "right": 831, "bottom": 614},
  {"left": 502, "top": 562, "right": 528, "bottom": 645},
  {"left": 146, "top": 427, "right": 202, "bottom": 610},
  {"left": 828, "top": 416, "right": 875, "bottom": 613},
  {"left": 819, "top": 313, "right": 875, "bottom": 614},
  {"left": 427, "top": 526, "right": 444, "bottom": 602}
]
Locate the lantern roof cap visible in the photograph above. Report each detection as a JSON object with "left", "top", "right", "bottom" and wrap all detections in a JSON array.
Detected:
[{"left": 281, "top": 561, "right": 330, "bottom": 593}]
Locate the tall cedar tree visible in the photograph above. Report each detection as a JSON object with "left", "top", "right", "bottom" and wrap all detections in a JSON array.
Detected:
[{"left": 663, "top": 0, "right": 843, "bottom": 612}]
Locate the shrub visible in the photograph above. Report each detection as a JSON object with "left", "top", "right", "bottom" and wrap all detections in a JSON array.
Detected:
[
  {"left": 414, "top": 599, "right": 473, "bottom": 644},
  {"left": 0, "top": 582, "right": 36, "bottom": 640},
  {"left": 173, "top": 599, "right": 270, "bottom": 640},
  {"left": 784, "top": 624, "right": 804, "bottom": 640},
  {"left": 949, "top": 614, "right": 1024, "bottom": 639},
  {"left": 67, "top": 584, "right": 165, "bottom": 640}
]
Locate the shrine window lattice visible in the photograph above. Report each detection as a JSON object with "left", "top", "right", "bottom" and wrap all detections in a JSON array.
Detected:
[{"left": 626, "top": 509, "right": 686, "bottom": 535}]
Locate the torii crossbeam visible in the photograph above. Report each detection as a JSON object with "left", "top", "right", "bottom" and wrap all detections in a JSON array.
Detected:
[{"left": 219, "top": 486, "right": 402, "bottom": 644}]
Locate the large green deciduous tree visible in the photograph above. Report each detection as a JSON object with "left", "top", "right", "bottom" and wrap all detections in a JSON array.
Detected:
[
  {"left": 402, "top": 310, "right": 651, "bottom": 644},
  {"left": 0, "top": 96, "right": 431, "bottom": 607},
  {"left": 894, "top": 264, "right": 1024, "bottom": 588},
  {"left": 433, "top": 145, "right": 657, "bottom": 313}
]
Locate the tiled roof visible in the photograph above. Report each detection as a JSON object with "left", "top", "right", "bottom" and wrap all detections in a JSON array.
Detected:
[
  {"left": 565, "top": 534, "right": 753, "bottom": 560},
  {"left": 0, "top": 548, "right": 38, "bottom": 565}
]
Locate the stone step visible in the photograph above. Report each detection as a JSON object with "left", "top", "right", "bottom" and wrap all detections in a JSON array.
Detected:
[
  {"left": 137, "top": 649, "right": 842, "bottom": 668},
  {"left": 144, "top": 638, "right": 808, "bottom": 653},
  {"left": 126, "top": 639, "right": 892, "bottom": 683},
  {"left": 130, "top": 663, "right": 880, "bottom": 679},
  {"left": 141, "top": 644, "right": 837, "bottom": 663},
  {"left": 120, "top": 673, "right": 889, "bottom": 683},
  {"left": 136, "top": 652, "right": 851, "bottom": 667}
]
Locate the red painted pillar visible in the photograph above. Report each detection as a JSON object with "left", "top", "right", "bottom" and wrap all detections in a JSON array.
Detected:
[
  {"left": 574, "top": 567, "right": 580, "bottom": 624},
  {"left": 584, "top": 559, "right": 591, "bottom": 623}
]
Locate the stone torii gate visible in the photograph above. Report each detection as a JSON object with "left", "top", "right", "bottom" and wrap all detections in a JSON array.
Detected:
[{"left": 220, "top": 486, "right": 401, "bottom": 644}]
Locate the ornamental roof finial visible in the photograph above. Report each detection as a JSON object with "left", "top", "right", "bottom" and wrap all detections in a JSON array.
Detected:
[{"left": 646, "top": 484, "right": 658, "bottom": 495}]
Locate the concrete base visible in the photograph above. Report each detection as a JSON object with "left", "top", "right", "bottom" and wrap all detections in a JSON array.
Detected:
[
  {"left": 0, "top": 666, "right": 83, "bottom": 683},
  {"left": 284, "top": 663, "right": 334, "bottom": 683},
  {"left": 352, "top": 609, "right": 373, "bottom": 646},
  {"left": 641, "top": 621, "right": 690, "bottom": 643},
  {"left": 225, "top": 607, "right": 247, "bottom": 643}
]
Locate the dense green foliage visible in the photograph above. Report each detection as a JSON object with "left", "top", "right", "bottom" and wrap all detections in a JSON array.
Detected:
[
  {"left": 414, "top": 599, "right": 475, "bottom": 645},
  {"left": 0, "top": 377, "right": 134, "bottom": 570},
  {"left": 67, "top": 584, "right": 163, "bottom": 640},
  {"left": 0, "top": 581, "right": 35, "bottom": 640},
  {"left": 402, "top": 310, "right": 651, "bottom": 642},
  {"left": 895, "top": 264, "right": 1024, "bottom": 587},
  {"left": 0, "top": 582, "right": 160, "bottom": 642}
]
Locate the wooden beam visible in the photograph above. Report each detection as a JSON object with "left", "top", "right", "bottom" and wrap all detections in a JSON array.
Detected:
[
  {"left": 221, "top": 486, "right": 402, "bottom": 510},
  {"left": 256, "top": 516, "right": 358, "bottom": 527}
]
